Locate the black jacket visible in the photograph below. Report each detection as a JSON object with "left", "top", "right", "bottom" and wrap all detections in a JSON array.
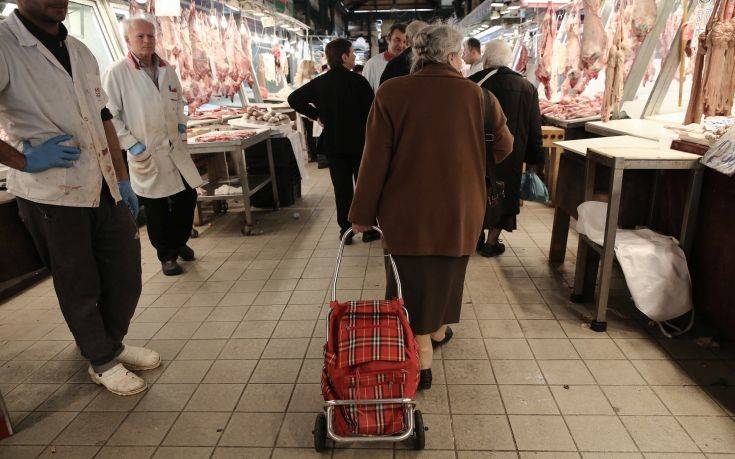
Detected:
[
  {"left": 287, "top": 66, "right": 374, "bottom": 157},
  {"left": 379, "top": 47, "right": 412, "bottom": 86},
  {"left": 470, "top": 66, "right": 544, "bottom": 218}
]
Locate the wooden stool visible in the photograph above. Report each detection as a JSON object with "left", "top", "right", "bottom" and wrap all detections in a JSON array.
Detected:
[{"left": 542, "top": 126, "right": 565, "bottom": 204}]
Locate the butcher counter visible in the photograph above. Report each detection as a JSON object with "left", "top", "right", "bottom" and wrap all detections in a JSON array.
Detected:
[{"left": 560, "top": 127, "right": 735, "bottom": 341}]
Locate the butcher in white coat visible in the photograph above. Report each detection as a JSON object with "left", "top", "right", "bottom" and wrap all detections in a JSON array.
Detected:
[
  {"left": 362, "top": 23, "right": 406, "bottom": 92},
  {"left": 103, "top": 17, "right": 203, "bottom": 276}
]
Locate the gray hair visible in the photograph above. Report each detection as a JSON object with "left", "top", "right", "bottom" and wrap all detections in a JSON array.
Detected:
[
  {"left": 122, "top": 16, "right": 156, "bottom": 38},
  {"left": 405, "top": 20, "right": 428, "bottom": 45},
  {"left": 483, "top": 39, "right": 513, "bottom": 69},
  {"left": 410, "top": 24, "right": 463, "bottom": 74}
]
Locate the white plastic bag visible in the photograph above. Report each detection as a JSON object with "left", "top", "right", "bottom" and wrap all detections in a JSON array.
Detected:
[
  {"left": 575, "top": 201, "right": 693, "bottom": 324},
  {"left": 614, "top": 229, "right": 693, "bottom": 322},
  {"left": 575, "top": 201, "right": 608, "bottom": 246}
]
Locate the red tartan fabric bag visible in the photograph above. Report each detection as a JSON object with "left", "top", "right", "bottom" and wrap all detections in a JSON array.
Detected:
[{"left": 321, "top": 298, "right": 420, "bottom": 436}]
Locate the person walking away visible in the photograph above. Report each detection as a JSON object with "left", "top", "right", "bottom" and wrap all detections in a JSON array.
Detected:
[
  {"left": 470, "top": 39, "right": 545, "bottom": 257},
  {"left": 379, "top": 20, "right": 428, "bottom": 85},
  {"left": 0, "top": 0, "right": 160, "bottom": 396},
  {"left": 103, "top": 18, "right": 203, "bottom": 276},
  {"left": 288, "top": 39, "right": 378, "bottom": 244},
  {"left": 349, "top": 24, "right": 513, "bottom": 389},
  {"left": 362, "top": 23, "right": 407, "bottom": 92},
  {"left": 462, "top": 37, "right": 484, "bottom": 77}
]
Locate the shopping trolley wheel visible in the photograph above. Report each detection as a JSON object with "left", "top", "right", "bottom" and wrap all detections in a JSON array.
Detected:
[
  {"left": 413, "top": 410, "right": 426, "bottom": 450},
  {"left": 313, "top": 413, "right": 328, "bottom": 452}
]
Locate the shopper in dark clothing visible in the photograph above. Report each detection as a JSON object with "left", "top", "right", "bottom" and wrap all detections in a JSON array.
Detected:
[
  {"left": 379, "top": 20, "right": 428, "bottom": 86},
  {"left": 470, "top": 39, "right": 544, "bottom": 257},
  {"left": 288, "top": 38, "right": 377, "bottom": 244}
]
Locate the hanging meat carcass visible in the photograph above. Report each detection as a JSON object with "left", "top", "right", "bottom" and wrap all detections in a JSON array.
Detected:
[
  {"left": 158, "top": 16, "right": 182, "bottom": 64},
  {"left": 562, "top": 2, "right": 586, "bottom": 95},
  {"left": 685, "top": 0, "right": 735, "bottom": 123},
  {"left": 187, "top": 4, "right": 214, "bottom": 111},
  {"left": 535, "top": 2, "right": 557, "bottom": 99},
  {"left": 601, "top": 1, "right": 630, "bottom": 121},
  {"left": 240, "top": 19, "right": 256, "bottom": 88},
  {"left": 631, "top": 0, "right": 657, "bottom": 42},
  {"left": 516, "top": 44, "right": 529, "bottom": 73},
  {"left": 223, "top": 14, "right": 244, "bottom": 100},
  {"left": 581, "top": 0, "right": 607, "bottom": 80}
]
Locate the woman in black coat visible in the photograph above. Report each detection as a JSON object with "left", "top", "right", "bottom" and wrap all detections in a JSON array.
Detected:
[{"left": 469, "top": 39, "right": 545, "bottom": 257}]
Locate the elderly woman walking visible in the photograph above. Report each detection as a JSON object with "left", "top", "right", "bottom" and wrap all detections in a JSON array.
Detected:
[
  {"left": 349, "top": 24, "right": 513, "bottom": 389},
  {"left": 470, "top": 39, "right": 545, "bottom": 257}
]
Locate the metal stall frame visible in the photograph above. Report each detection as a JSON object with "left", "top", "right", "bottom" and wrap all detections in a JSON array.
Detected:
[{"left": 188, "top": 129, "right": 280, "bottom": 235}]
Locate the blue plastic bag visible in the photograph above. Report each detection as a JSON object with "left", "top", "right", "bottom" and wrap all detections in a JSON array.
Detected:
[{"left": 520, "top": 170, "right": 549, "bottom": 203}]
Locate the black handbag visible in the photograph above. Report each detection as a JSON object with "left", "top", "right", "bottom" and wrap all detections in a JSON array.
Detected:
[{"left": 482, "top": 89, "right": 505, "bottom": 229}]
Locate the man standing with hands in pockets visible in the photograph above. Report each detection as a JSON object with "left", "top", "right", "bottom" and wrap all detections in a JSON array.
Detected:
[
  {"left": 103, "top": 17, "right": 203, "bottom": 277},
  {"left": 0, "top": 0, "right": 159, "bottom": 396}
]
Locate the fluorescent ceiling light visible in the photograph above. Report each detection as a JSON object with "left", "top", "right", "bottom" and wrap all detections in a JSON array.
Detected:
[
  {"left": 490, "top": 2, "right": 505, "bottom": 7},
  {"left": 353, "top": 8, "right": 434, "bottom": 13},
  {"left": 225, "top": 4, "right": 240, "bottom": 11}
]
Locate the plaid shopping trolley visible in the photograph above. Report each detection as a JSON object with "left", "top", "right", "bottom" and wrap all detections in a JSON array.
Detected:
[{"left": 313, "top": 226, "right": 426, "bottom": 451}]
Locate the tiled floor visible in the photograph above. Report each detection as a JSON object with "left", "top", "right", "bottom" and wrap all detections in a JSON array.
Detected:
[{"left": 1, "top": 164, "right": 734, "bottom": 458}]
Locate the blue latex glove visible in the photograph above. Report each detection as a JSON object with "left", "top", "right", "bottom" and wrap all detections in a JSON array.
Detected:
[
  {"left": 21, "top": 134, "right": 81, "bottom": 173},
  {"left": 129, "top": 142, "right": 146, "bottom": 156},
  {"left": 118, "top": 180, "right": 139, "bottom": 218},
  {"left": 177, "top": 123, "right": 187, "bottom": 134}
]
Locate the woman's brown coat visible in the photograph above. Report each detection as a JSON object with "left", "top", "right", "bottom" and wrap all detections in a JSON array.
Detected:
[{"left": 349, "top": 63, "right": 514, "bottom": 256}]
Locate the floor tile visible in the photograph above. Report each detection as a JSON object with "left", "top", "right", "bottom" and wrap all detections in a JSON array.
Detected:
[
  {"left": 528, "top": 338, "right": 579, "bottom": 360},
  {"left": 250, "top": 359, "right": 302, "bottom": 383},
  {"left": 677, "top": 416, "right": 735, "bottom": 453},
  {"left": 219, "top": 412, "right": 283, "bottom": 447},
  {"left": 479, "top": 320, "right": 524, "bottom": 338},
  {"left": 442, "top": 339, "right": 489, "bottom": 360},
  {"left": 157, "top": 360, "right": 212, "bottom": 384},
  {"left": 585, "top": 360, "right": 647, "bottom": 386},
  {"left": 564, "top": 415, "right": 637, "bottom": 452},
  {"left": 1, "top": 411, "right": 77, "bottom": 445},
  {"left": 448, "top": 384, "right": 504, "bottom": 414},
  {"left": 601, "top": 385, "right": 669, "bottom": 415},
  {"left": 95, "top": 446, "right": 157, "bottom": 458},
  {"left": 538, "top": 360, "right": 595, "bottom": 385},
  {"left": 550, "top": 385, "right": 614, "bottom": 415},
  {"left": 519, "top": 320, "right": 566, "bottom": 338},
  {"left": 108, "top": 412, "right": 179, "bottom": 445},
  {"left": 485, "top": 338, "right": 534, "bottom": 359},
  {"left": 444, "top": 360, "right": 495, "bottom": 385},
  {"left": 204, "top": 360, "right": 257, "bottom": 384},
  {"left": 509, "top": 415, "right": 576, "bottom": 451},
  {"left": 631, "top": 360, "right": 694, "bottom": 385},
  {"left": 153, "top": 446, "right": 214, "bottom": 458},
  {"left": 237, "top": 384, "right": 294, "bottom": 412},
  {"left": 492, "top": 360, "right": 545, "bottom": 385},
  {"left": 620, "top": 416, "right": 699, "bottom": 452},
  {"left": 163, "top": 412, "right": 230, "bottom": 446},
  {"left": 500, "top": 385, "right": 558, "bottom": 414},
  {"left": 185, "top": 384, "right": 245, "bottom": 411},
  {"left": 652, "top": 386, "right": 725, "bottom": 416},
  {"left": 452, "top": 414, "right": 515, "bottom": 450},
  {"left": 177, "top": 339, "right": 226, "bottom": 360},
  {"left": 54, "top": 412, "right": 126, "bottom": 445},
  {"left": 571, "top": 339, "right": 625, "bottom": 360}
]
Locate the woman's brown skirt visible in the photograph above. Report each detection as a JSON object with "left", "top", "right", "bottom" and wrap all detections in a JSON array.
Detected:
[{"left": 385, "top": 254, "right": 469, "bottom": 335}]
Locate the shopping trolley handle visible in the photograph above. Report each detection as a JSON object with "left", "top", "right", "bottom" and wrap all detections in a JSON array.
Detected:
[{"left": 331, "top": 226, "right": 403, "bottom": 302}]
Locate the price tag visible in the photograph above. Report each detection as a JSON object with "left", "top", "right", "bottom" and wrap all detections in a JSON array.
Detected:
[{"left": 702, "top": 126, "right": 735, "bottom": 176}]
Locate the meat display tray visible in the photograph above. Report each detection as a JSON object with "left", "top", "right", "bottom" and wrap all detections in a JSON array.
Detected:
[{"left": 542, "top": 115, "right": 601, "bottom": 129}]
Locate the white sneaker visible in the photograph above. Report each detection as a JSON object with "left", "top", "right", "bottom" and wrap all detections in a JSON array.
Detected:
[
  {"left": 88, "top": 364, "right": 147, "bottom": 396},
  {"left": 117, "top": 345, "right": 161, "bottom": 371}
]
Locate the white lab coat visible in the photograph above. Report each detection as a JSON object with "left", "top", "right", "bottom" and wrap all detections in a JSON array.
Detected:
[
  {"left": 362, "top": 53, "right": 390, "bottom": 92},
  {"left": 102, "top": 54, "right": 202, "bottom": 199},
  {"left": 0, "top": 13, "right": 121, "bottom": 207}
]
